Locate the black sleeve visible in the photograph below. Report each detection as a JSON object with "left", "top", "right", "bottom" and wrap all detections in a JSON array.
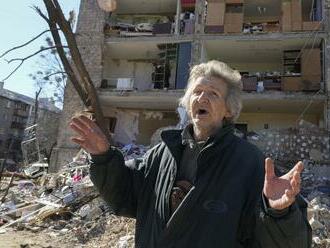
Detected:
[
  {"left": 238, "top": 148, "right": 312, "bottom": 248},
  {"left": 254, "top": 194, "right": 312, "bottom": 248},
  {"left": 253, "top": 160, "right": 312, "bottom": 248},
  {"left": 89, "top": 145, "right": 157, "bottom": 218}
]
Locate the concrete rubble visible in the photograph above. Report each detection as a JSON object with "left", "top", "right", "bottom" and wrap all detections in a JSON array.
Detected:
[
  {"left": 245, "top": 121, "right": 330, "bottom": 247},
  {"left": 0, "top": 149, "right": 138, "bottom": 247},
  {"left": 302, "top": 164, "right": 330, "bottom": 248},
  {"left": 0, "top": 121, "right": 329, "bottom": 247},
  {"left": 247, "top": 121, "right": 330, "bottom": 164}
]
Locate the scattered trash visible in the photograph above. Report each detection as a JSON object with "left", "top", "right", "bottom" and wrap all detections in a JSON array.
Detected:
[
  {"left": 23, "top": 163, "right": 48, "bottom": 178},
  {"left": 118, "top": 143, "right": 148, "bottom": 160},
  {"left": 0, "top": 148, "right": 137, "bottom": 246}
]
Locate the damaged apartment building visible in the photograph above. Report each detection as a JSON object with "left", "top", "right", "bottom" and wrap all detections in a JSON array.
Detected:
[
  {"left": 51, "top": 0, "right": 330, "bottom": 171},
  {"left": 0, "top": 82, "right": 61, "bottom": 164}
]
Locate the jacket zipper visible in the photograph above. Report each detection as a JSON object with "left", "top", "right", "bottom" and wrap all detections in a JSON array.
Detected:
[
  {"left": 165, "top": 158, "right": 177, "bottom": 224},
  {"left": 166, "top": 184, "right": 195, "bottom": 228}
]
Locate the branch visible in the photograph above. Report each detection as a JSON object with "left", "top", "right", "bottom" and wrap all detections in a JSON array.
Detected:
[
  {"left": 34, "top": 87, "right": 42, "bottom": 124},
  {"left": 43, "top": 71, "right": 67, "bottom": 79},
  {"left": 1, "top": 46, "right": 68, "bottom": 81},
  {"left": 42, "top": 0, "right": 89, "bottom": 104},
  {"left": 0, "top": 29, "right": 60, "bottom": 58},
  {"left": 32, "top": 5, "right": 50, "bottom": 24},
  {"left": 5, "top": 46, "right": 68, "bottom": 64},
  {"left": 1, "top": 61, "right": 23, "bottom": 81},
  {"left": 36, "top": 87, "right": 42, "bottom": 97},
  {"left": 48, "top": 0, "right": 110, "bottom": 139},
  {"left": 54, "top": 1, "right": 93, "bottom": 90},
  {"left": 41, "top": 0, "right": 111, "bottom": 140},
  {"left": 53, "top": 50, "right": 66, "bottom": 74}
]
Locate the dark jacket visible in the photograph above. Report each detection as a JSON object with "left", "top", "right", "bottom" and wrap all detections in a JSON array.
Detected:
[{"left": 90, "top": 125, "right": 311, "bottom": 248}]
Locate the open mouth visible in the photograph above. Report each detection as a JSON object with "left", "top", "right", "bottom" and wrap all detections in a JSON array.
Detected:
[{"left": 196, "top": 108, "right": 209, "bottom": 116}]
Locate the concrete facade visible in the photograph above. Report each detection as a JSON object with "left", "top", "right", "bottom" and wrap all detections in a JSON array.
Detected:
[
  {"left": 0, "top": 82, "right": 61, "bottom": 163},
  {"left": 0, "top": 93, "right": 28, "bottom": 161},
  {"left": 54, "top": 0, "right": 330, "bottom": 170}
]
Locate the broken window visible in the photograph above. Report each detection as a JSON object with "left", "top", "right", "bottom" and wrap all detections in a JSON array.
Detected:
[
  {"left": 152, "top": 43, "right": 178, "bottom": 89},
  {"left": 108, "top": 117, "right": 117, "bottom": 133}
]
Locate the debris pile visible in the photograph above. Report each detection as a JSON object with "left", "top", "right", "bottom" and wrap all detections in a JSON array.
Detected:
[
  {"left": 308, "top": 193, "right": 330, "bottom": 248},
  {"left": 247, "top": 120, "right": 330, "bottom": 164},
  {"left": 0, "top": 121, "right": 329, "bottom": 247},
  {"left": 118, "top": 143, "right": 149, "bottom": 160},
  {"left": 300, "top": 162, "right": 330, "bottom": 248},
  {"left": 272, "top": 160, "right": 329, "bottom": 248},
  {"left": 0, "top": 150, "right": 137, "bottom": 247},
  {"left": 245, "top": 121, "right": 330, "bottom": 248}
]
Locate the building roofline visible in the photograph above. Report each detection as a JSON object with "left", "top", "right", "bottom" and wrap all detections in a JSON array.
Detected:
[{"left": 0, "top": 88, "right": 61, "bottom": 113}]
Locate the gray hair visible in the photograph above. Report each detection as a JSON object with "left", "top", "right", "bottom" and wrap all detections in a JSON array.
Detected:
[{"left": 179, "top": 60, "right": 243, "bottom": 122}]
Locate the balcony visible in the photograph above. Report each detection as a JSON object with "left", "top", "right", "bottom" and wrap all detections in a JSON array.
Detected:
[
  {"left": 242, "top": 91, "right": 326, "bottom": 113},
  {"left": 11, "top": 122, "right": 26, "bottom": 130},
  {"left": 104, "top": 36, "right": 325, "bottom": 87},
  {"left": 98, "top": 89, "right": 183, "bottom": 110},
  {"left": 202, "top": 35, "right": 324, "bottom": 92},
  {"left": 104, "top": 0, "right": 323, "bottom": 40},
  {"left": 102, "top": 41, "right": 194, "bottom": 92},
  {"left": 104, "top": 0, "right": 178, "bottom": 39},
  {"left": 114, "top": 0, "right": 176, "bottom": 15},
  {"left": 204, "top": 0, "right": 323, "bottom": 34},
  {"left": 97, "top": 88, "right": 326, "bottom": 116}
]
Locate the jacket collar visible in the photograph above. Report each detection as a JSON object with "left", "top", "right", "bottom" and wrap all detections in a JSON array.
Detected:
[
  {"left": 160, "top": 128, "right": 184, "bottom": 164},
  {"left": 160, "top": 123, "right": 235, "bottom": 158},
  {"left": 204, "top": 123, "right": 235, "bottom": 147}
]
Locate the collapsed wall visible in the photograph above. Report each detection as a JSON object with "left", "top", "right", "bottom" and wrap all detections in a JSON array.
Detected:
[{"left": 247, "top": 120, "right": 330, "bottom": 166}]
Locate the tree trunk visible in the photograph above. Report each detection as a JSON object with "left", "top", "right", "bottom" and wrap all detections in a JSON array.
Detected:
[
  {"left": 40, "top": 0, "right": 110, "bottom": 140},
  {"left": 33, "top": 87, "right": 42, "bottom": 124}
]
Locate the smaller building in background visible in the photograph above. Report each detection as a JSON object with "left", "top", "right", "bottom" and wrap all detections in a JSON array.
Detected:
[{"left": 0, "top": 82, "right": 61, "bottom": 164}]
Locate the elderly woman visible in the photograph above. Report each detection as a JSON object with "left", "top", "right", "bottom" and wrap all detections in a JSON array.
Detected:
[{"left": 70, "top": 60, "right": 311, "bottom": 248}]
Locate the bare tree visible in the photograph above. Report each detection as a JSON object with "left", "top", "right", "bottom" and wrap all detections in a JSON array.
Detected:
[
  {"left": 29, "top": 37, "right": 67, "bottom": 104},
  {"left": 1, "top": 0, "right": 110, "bottom": 140}
]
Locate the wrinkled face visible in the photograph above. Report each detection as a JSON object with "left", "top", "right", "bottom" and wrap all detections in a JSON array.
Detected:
[{"left": 189, "top": 76, "right": 231, "bottom": 133}]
